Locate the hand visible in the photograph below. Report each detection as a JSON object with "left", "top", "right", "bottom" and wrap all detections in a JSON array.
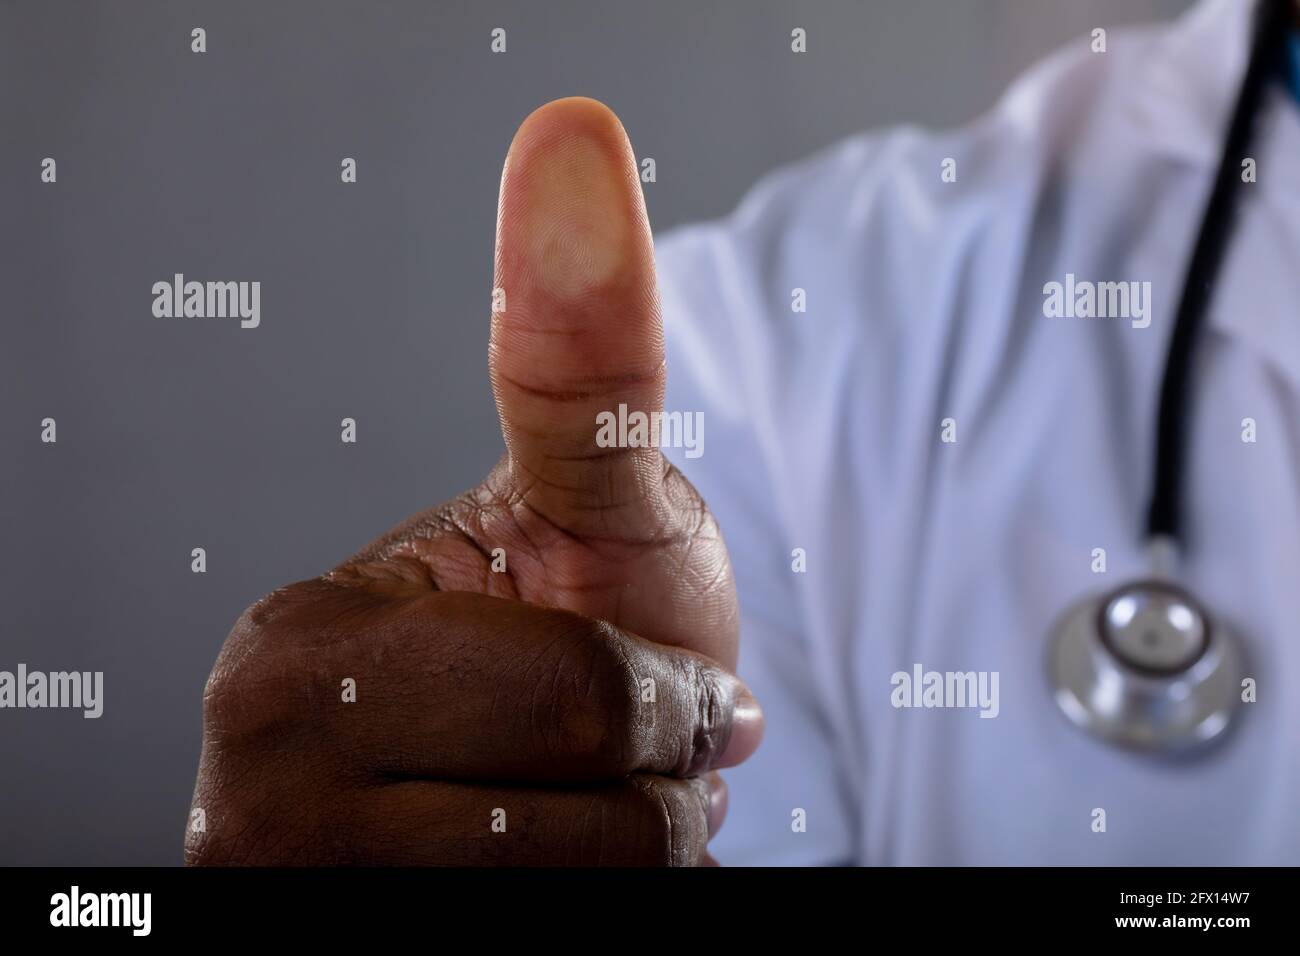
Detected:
[{"left": 185, "top": 97, "right": 762, "bottom": 866}]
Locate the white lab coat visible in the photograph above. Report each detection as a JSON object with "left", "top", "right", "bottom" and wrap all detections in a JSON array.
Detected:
[{"left": 657, "top": 0, "right": 1300, "bottom": 865}]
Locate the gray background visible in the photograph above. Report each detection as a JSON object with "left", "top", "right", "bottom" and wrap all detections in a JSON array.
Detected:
[{"left": 0, "top": 0, "right": 1191, "bottom": 865}]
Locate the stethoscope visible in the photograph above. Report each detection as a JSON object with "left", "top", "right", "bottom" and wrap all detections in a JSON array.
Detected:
[{"left": 1048, "top": 0, "right": 1292, "bottom": 755}]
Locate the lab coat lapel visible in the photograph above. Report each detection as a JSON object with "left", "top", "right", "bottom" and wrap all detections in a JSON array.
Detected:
[
  {"left": 1125, "top": 0, "right": 1254, "bottom": 167},
  {"left": 1129, "top": 0, "right": 1300, "bottom": 392}
]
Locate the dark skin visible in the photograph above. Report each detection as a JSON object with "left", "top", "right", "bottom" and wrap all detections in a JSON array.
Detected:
[{"left": 186, "top": 98, "right": 764, "bottom": 866}]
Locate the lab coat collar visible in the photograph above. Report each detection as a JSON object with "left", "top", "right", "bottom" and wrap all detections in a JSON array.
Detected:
[
  {"left": 1133, "top": 0, "right": 1300, "bottom": 393},
  {"left": 1128, "top": 0, "right": 1256, "bottom": 166}
]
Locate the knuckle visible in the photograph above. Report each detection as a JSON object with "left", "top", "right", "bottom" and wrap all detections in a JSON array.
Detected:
[
  {"left": 201, "top": 610, "right": 265, "bottom": 737},
  {"left": 538, "top": 616, "right": 643, "bottom": 777},
  {"left": 619, "top": 776, "right": 708, "bottom": 867},
  {"left": 201, "top": 582, "right": 325, "bottom": 743},
  {"left": 183, "top": 793, "right": 256, "bottom": 866},
  {"left": 184, "top": 761, "right": 327, "bottom": 866},
  {"left": 686, "top": 659, "right": 729, "bottom": 775},
  {"left": 647, "top": 650, "right": 728, "bottom": 778},
  {"left": 188, "top": 577, "right": 413, "bottom": 866}
]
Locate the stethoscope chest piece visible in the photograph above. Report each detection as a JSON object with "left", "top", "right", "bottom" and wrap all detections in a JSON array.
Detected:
[{"left": 1049, "top": 581, "right": 1243, "bottom": 754}]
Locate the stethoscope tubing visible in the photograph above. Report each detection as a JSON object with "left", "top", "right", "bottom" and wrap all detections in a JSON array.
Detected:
[{"left": 1049, "top": 0, "right": 1292, "bottom": 755}]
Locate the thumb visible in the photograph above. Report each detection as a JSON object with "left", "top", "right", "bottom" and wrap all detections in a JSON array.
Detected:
[{"left": 489, "top": 97, "right": 666, "bottom": 539}]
